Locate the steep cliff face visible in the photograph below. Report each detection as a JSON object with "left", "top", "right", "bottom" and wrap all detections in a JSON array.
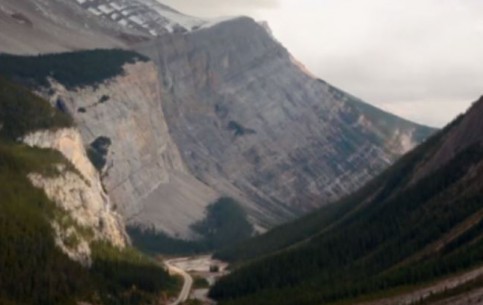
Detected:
[
  {"left": 136, "top": 17, "right": 434, "bottom": 226},
  {"left": 23, "top": 128, "right": 126, "bottom": 265},
  {"left": 38, "top": 60, "right": 219, "bottom": 239}
]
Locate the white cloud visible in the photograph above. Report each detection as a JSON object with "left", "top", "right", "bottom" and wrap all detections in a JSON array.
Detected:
[{"left": 162, "top": 0, "right": 483, "bottom": 127}]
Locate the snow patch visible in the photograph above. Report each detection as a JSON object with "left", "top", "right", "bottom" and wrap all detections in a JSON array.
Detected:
[
  {"left": 70, "top": 0, "right": 241, "bottom": 35},
  {"left": 198, "top": 16, "right": 244, "bottom": 30},
  {"left": 141, "top": 0, "right": 206, "bottom": 31}
]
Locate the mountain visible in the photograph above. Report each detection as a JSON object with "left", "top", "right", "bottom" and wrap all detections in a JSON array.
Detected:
[
  {"left": 0, "top": 77, "right": 177, "bottom": 305},
  {"left": 135, "top": 17, "right": 435, "bottom": 229},
  {"left": 0, "top": 0, "right": 434, "bottom": 243},
  {"left": 209, "top": 96, "right": 483, "bottom": 305}
]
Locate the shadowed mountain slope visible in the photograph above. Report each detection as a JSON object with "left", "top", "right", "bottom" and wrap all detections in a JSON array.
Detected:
[{"left": 210, "top": 96, "right": 483, "bottom": 305}]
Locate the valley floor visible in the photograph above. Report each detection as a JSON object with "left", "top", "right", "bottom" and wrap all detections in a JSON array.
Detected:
[
  {"left": 166, "top": 256, "right": 228, "bottom": 305},
  {"left": 166, "top": 256, "right": 483, "bottom": 305},
  {"left": 165, "top": 260, "right": 193, "bottom": 305}
]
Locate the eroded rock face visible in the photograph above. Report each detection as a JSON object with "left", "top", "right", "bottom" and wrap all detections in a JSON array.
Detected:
[
  {"left": 23, "top": 128, "right": 126, "bottom": 265},
  {"left": 136, "top": 17, "right": 435, "bottom": 227},
  {"left": 39, "top": 62, "right": 218, "bottom": 239}
]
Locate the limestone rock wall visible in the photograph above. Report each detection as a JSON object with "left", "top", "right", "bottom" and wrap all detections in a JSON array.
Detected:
[
  {"left": 136, "top": 17, "right": 434, "bottom": 227},
  {"left": 40, "top": 61, "right": 218, "bottom": 239},
  {"left": 23, "top": 128, "right": 126, "bottom": 265}
]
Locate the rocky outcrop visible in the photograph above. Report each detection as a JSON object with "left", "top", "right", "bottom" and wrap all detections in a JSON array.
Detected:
[
  {"left": 23, "top": 128, "right": 126, "bottom": 265},
  {"left": 135, "top": 17, "right": 435, "bottom": 227},
  {"left": 40, "top": 61, "right": 219, "bottom": 239}
]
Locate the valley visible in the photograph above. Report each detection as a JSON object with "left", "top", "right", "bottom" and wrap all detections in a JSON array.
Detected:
[
  {"left": 167, "top": 254, "right": 483, "bottom": 305},
  {"left": 166, "top": 256, "right": 228, "bottom": 305},
  {"left": 165, "top": 260, "right": 192, "bottom": 305}
]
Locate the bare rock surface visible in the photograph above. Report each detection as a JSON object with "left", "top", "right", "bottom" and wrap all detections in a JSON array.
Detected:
[
  {"left": 135, "top": 17, "right": 434, "bottom": 227},
  {"left": 40, "top": 62, "right": 218, "bottom": 239}
]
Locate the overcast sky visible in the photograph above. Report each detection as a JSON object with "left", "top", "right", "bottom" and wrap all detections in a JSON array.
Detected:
[{"left": 162, "top": 0, "right": 483, "bottom": 127}]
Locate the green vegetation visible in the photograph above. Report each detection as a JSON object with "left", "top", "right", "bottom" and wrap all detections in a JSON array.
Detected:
[
  {"left": 127, "top": 227, "right": 209, "bottom": 255},
  {"left": 0, "top": 78, "right": 176, "bottom": 304},
  {"left": 181, "top": 300, "right": 203, "bottom": 305},
  {"left": 0, "top": 49, "right": 149, "bottom": 89},
  {"left": 0, "top": 142, "right": 90, "bottom": 305},
  {"left": 129, "top": 197, "right": 254, "bottom": 255},
  {"left": 209, "top": 110, "right": 483, "bottom": 305},
  {"left": 87, "top": 136, "right": 112, "bottom": 171},
  {"left": 193, "top": 197, "right": 254, "bottom": 249},
  {"left": 90, "top": 242, "right": 178, "bottom": 305},
  {"left": 416, "top": 275, "right": 483, "bottom": 305},
  {"left": 214, "top": 196, "right": 357, "bottom": 263},
  {"left": 193, "top": 276, "right": 210, "bottom": 289},
  {"left": 0, "top": 77, "right": 73, "bottom": 140},
  {"left": 99, "top": 95, "right": 111, "bottom": 103},
  {"left": 227, "top": 121, "right": 256, "bottom": 137}
]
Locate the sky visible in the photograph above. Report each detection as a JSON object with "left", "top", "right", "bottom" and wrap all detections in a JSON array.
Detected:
[{"left": 162, "top": 0, "right": 483, "bottom": 127}]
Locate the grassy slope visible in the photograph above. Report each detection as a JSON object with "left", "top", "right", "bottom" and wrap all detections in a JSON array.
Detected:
[
  {"left": 0, "top": 77, "right": 176, "bottom": 305},
  {"left": 210, "top": 105, "right": 483, "bottom": 305}
]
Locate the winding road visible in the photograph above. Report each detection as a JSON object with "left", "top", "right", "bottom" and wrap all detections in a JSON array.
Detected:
[{"left": 166, "top": 259, "right": 193, "bottom": 305}]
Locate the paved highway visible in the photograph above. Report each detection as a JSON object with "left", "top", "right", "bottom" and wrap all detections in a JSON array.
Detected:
[{"left": 166, "top": 259, "right": 193, "bottom": 305}]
